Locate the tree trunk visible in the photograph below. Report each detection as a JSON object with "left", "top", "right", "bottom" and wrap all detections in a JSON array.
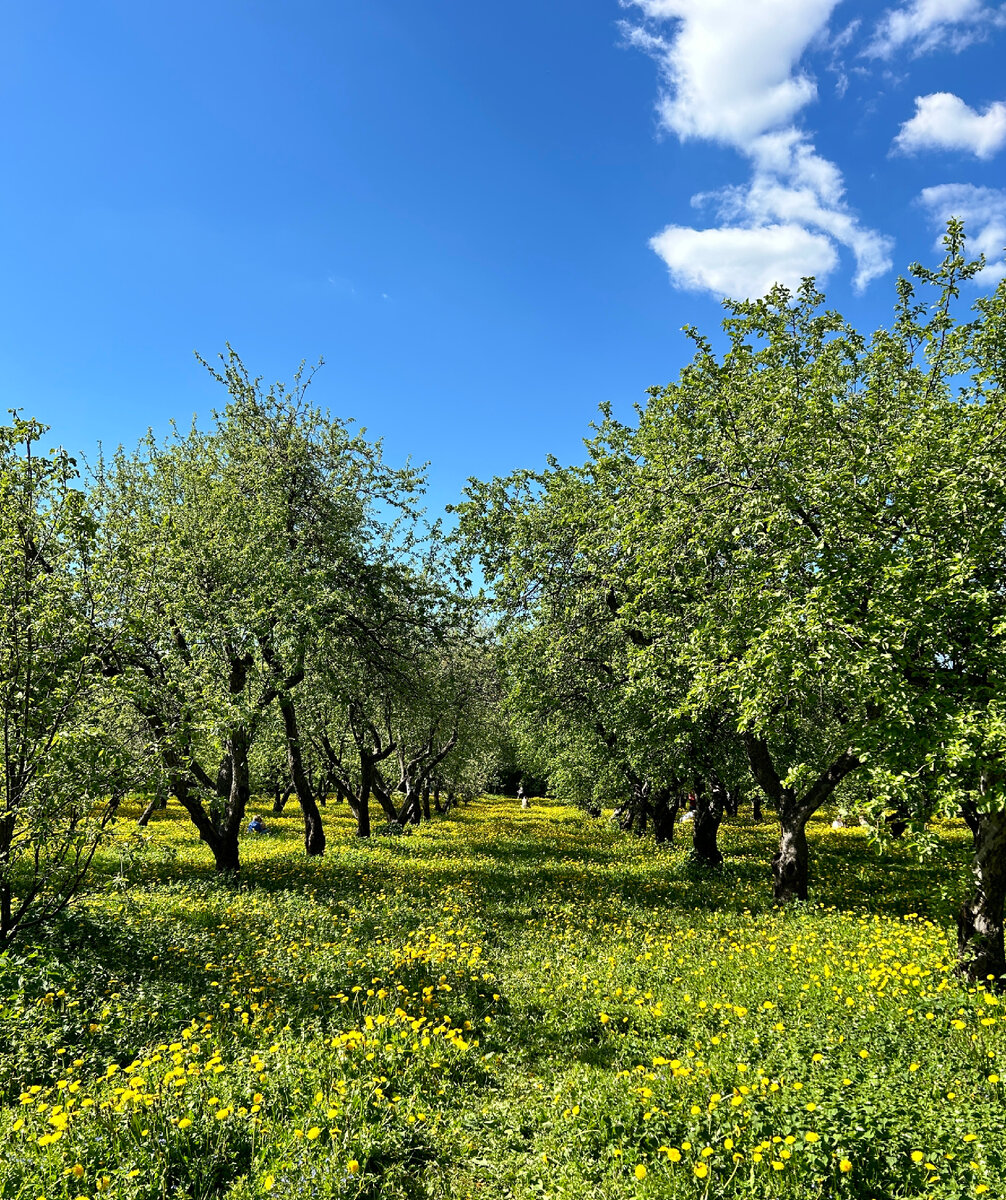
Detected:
[
  {"left": 423, "top": 784, "right": 431, "bottom": 821},
  {"left": 271, "top": 784, "right": 293, "bottom": 816},
  {"left": 137, "top": 794, "right": 159, "bottom": 827},
  {"left": 691, "top": 778, "right": 724, "bottom": 867},
  {"left": 773, "top": 806, "right": 810, "bottom": 902},
  {"left": 752, "top": 792, "right": 763, "bottom": 822},
  {"left": 887, "top": 801, "right": 910, "bottom": 839},
  {"left": 958, "top": 807, "right": 1006, "bottom": 983},
  {"left": 276, "top": 692, "right": 326, "bottom": 856},
  {"left": 170, "top": 774, "right": 241, "bottom": 874},
  {"left": 356, "top": 788, "right": 372, "bottom": 838},
  {"left": 397, "top": 787, "right": 421, "bottom": 825},
  {"left": 652, "top": 788, "right": 680, "bottom": 845},
  {"left": 745, "top": 735, "right": 860, "bottom": 903},
  {"left": 633, "top": 783, "right": 649, "bottom": 836},
  {"left": 214, "top": 732, "right": 250, "bottom": 874}
]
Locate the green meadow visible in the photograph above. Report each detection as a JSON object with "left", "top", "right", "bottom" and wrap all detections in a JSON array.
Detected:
[{"left": 1, "top": 798, "right": 1001, "bottom": 1200}]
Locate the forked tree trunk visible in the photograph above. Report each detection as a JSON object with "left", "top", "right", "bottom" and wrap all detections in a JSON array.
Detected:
[
  {"left": 271, "top": 784, "right": 293, "bottom": 816},
  {"left": 745, "top": 734, "right": 860, "bottom": 904},
  {"left": 170, "top": 774, "right": 241, "bottom": 874},
  {"left": 958, "top": 807, "right": 1006, "bottom": 983}
]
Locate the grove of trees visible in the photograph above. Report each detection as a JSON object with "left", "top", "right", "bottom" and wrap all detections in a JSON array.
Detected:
[
  {"left": 454, "top": 225, "right": 1006, "bottom": 981},
  {"left": 0, "top": 350, "right": 497, "bottom": 944},
  {"left": 6, "top": 225, "right": 1006, "bottom": 987}
]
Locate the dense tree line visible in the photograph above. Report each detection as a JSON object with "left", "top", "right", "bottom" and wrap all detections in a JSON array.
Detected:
[
  {"left": 0, "top": 352, "right": 496, "bottom": 944},
  {"left": 454, "top": 225, "right": 1006, "bottom": 980}
]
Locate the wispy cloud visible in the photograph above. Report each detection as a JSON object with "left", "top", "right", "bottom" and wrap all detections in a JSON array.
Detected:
[
  {"left": 866, "top": 0, "right": 1006, "bottom": 59},
  {"left": 894, "top": 92, "right": 1006, "bottom": 158},
  {"left": 918, "top": 183, "right": 1006, "bottom": 281}
]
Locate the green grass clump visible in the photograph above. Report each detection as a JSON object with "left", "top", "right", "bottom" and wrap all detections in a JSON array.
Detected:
[{"left": 0, "top": 797, "right": 998, "bottom": 1198}]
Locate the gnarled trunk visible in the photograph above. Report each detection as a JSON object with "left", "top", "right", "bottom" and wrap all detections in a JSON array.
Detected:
[
  {"left": 170, "top": 774, "right": 240, "bottom": 874},
  {"left": 691, "top": 778, "right": 724, "bottom": 867},
  {"left": 958, "top": 807, "right": 1006, "bottom": 983},
  {"left": 773, "top": 806, "right": 810, "bottom": 902}
]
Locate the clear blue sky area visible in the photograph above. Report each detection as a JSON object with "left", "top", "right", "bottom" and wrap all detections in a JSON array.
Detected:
[{"left": 2, "top": 1, "right": 1005, "bottom": 515}]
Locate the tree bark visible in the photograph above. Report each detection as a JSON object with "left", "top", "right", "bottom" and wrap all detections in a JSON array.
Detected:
[
  {"left": 275, "top": 691, "right": 326, "bottom": 856},
  {"left": 355, "top": 786, "right": 372, "bottom": 838},
  {"left": 652, "top": 788, "right": 680, "bottom": 845},
  {"left": 691, "top": 777, "right": 724, "bottom": 866},
  {"left": 958, "top": 807, "right": 1006, "bottom": 983},
  {"left": 773, "top": 805, "right": 811, "bottom": 902},
  {"left": 137, "top": 794, "right": 159, "bottom": 827},
  {"left": 271, "top": 784, "right": 293, "bottom": 816},
  {"left": 745, "top": 734, "right": 860, "bottom": 903},
  {"left": 633, "top": 782, "right": 649, "bottom": 836}
]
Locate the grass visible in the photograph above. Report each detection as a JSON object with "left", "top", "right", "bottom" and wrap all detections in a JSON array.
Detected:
[{"left": 0, "top": 796, "right": 1000, "bottom": 1199}]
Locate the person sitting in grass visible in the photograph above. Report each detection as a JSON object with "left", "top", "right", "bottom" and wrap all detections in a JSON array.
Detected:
[{"left": 248, "top": 814, "right": 266, "bottom": 834}]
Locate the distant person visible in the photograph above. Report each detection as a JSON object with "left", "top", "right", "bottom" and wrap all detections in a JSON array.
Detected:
[
  {"left": 518, "top": 783, "right": 529, "bottom": 809},
  {"left": 248, "top": 814, "right": 266, "bottom": 834}
]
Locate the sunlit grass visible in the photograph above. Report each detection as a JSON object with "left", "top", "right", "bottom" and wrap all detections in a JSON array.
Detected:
[{"left": 0, "top": 796, "right": 996, "bottom": 1198}]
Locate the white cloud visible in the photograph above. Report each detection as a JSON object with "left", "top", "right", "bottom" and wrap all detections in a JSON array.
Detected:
[
  {"left": 894, "top": 93, "right": 1006, "bottom": 158},
  {"left": 650, "top": 223, "right": 839, "bottom": 298},
  {"left": 867, "top": 0, "right": 1006, "bottom": 58},
  {"left": 623, "top": 0, "right": 840, "bottom": 147},
  {"left": 624, "top": 0, "right": 893, "bottom": 298},
  {"left": 919, "top": 183, "right": 1006, "bottom": 282}
]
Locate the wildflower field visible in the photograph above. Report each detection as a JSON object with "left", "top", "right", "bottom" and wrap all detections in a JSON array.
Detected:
[{"left": 1, "top": 798, "right": 1002, "bottom": 1200}]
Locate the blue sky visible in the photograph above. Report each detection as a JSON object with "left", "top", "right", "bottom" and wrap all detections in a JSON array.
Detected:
[{"left": 2, "top": 0, "right": 1005, "bottom": 515}]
